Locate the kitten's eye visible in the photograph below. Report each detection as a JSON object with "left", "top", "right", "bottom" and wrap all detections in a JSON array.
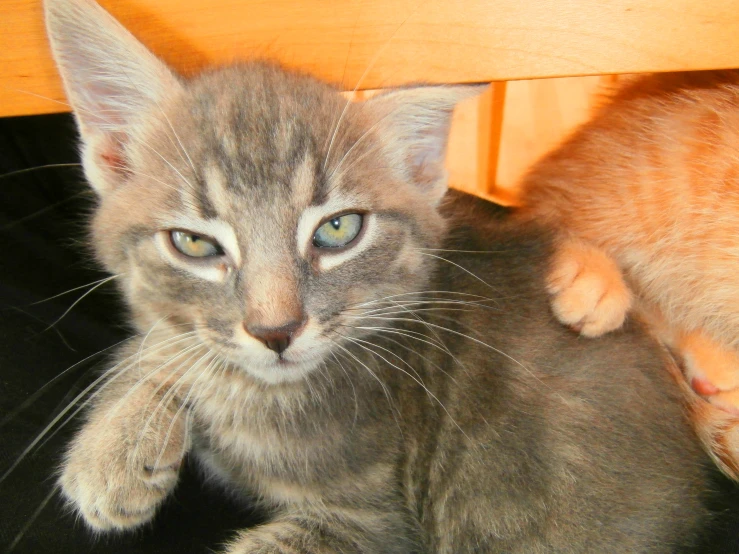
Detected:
[
  {"left": 169, "top": 230, "right": 224, "bottom": 258},
  {"left": 313, "top": 213, "right": 363, "bottom": 248}
]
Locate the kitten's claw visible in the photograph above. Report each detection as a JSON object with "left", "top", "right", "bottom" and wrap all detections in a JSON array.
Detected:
[{"left": 547, "top": 239, "right": 632, "bottom": 337}]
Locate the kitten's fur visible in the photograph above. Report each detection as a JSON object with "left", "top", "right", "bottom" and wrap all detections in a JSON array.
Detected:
[
  {"left": 48, "top": 0, "right": 712, "bottom": 551},
  {"left": 518, "top": 71, "right": 739, "bottom": 479}
]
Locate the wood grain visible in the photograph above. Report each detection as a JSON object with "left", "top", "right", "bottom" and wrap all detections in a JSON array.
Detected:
[
  {"left": 3, "top": 0, "right": 739, "bottom": 117},
  {"left": 495, "top": 75, "right": 608, "bottom": 198}
]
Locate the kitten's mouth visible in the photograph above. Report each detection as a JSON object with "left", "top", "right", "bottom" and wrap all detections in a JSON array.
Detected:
[
  {"left": 273, "top": 350, "right": 324, "bottom": 369},
  {"left": 234, "top": 349, "right": 328, "bottom": 385}
]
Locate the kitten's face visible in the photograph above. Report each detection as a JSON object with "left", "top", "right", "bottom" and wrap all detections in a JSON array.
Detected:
[
  {"left": 91, "top": 66, "right": 445, "bottom": 384},
  {"left": 45, "top": 0, "right": 477, "bottom": 385}
]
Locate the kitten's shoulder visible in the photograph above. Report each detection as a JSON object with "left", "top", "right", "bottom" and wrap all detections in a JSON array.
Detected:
[{"left": 438, "top": 190, "right": 553, "bottom": 275}]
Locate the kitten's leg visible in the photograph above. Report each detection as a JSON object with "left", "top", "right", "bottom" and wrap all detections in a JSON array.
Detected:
[
  {"left": 59, "top": 363, "right": 190, "bottom": 531},
  {"left": 547, "top": 237, "right": 633, "bottom": 337},
  {"left": 223, "top": 505, "right": 418, "bottom": 554}
]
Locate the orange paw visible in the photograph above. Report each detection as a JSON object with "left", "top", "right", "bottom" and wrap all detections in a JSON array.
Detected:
[
  {"left": 680, "top": 331, "right": 739, "bottom": 415},
  {"left": 547, "top": 239, "right": 632, "bottom": 337},
  {"left": 663, "top": 351, "right": 739, "bottom": 481}
]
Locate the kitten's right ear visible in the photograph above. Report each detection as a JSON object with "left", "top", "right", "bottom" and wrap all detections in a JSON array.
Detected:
[
  {"left": 364, "top": 85, "right": 486, "bottom": 206},
  {"left": 45, "top": 0, "right": 182, "bottom": 193}
]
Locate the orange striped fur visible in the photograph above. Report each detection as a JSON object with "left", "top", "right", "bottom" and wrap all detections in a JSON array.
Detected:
[{"left": 518, "top": 71, "right": 739, "bottom": 479}]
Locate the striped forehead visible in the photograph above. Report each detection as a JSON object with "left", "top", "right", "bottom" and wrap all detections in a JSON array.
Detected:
[{"left": 194, "top": 153, "right": 319, "bottom": 215}]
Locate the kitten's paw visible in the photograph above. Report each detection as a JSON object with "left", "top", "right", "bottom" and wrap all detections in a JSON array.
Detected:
[
  {"left": 59, "top": 404, "right": 187, "bottom": 531},
  {"left": 684, "top": 389, "right": 739, "bottom": 480},
  {"left": 662, "top": 353, "right": 739, "bottom": 480},
  {"left": 547, "top": 239, "right": 632, "bottom": 337},
  {"left": 681, "top": 331, "right": 739, "bottom": 414}
]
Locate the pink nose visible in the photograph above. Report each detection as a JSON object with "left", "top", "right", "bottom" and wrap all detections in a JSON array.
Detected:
[{"left": 244, "top": 319, "right": 305, "bottom": 354}]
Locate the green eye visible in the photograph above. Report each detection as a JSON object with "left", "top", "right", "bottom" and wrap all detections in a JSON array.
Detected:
[
  {"left": 170, "top": 230, "right": 223, "bottom": 258},
  {"left": 312, "top": 213, "right": 363, "bottom": 249}
]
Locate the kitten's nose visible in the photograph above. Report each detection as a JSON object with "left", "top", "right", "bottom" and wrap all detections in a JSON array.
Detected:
[{"left": 244, "top": 319, "right": 305, "bottom": 355}]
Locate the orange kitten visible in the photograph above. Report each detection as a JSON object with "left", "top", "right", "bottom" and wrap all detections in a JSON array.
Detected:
[{"left": 517, "top": 71, "right": 739, "bottom": 478}]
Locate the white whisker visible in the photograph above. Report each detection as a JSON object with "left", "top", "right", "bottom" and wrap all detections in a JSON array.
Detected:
[
  {"left": 43, "top": 274, "right": 122, "bottom": 330},
  {"left": 355, "top": 315, "right": 557, "bottom": 396},
  {"left": 330, "top": 341, "right": 403, "bottom": 438},
  {"left": 417, "top": 252, "right": 503, "bottom": 296},
  {"left": 152, "top": 353, "right": 220, "bottom": 471},
  {"left": 340, "top": 333, "right": 469, "bottom": 441},
  {"left": 36, "top": 334, "right": 201, "bottom": 452},
  {"left": 0, "top": 331, "right": 198, "bottom": 485}
]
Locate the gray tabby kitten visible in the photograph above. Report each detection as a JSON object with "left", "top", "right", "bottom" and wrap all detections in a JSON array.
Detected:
[{"left": 46, "top": 0, "right": 711, "bottom": 552}]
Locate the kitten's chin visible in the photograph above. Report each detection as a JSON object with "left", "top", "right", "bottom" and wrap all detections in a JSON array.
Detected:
[{"left": 239, "top": 355, "right": 325, "bottom": 385}]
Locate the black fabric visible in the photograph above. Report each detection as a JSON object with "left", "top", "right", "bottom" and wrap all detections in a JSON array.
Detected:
[
  {"left": 0, "top": 113, "right": 738, "bottom": 553},
  {"left": 0, "top": 114, "right": 264, "bottom": 553}
]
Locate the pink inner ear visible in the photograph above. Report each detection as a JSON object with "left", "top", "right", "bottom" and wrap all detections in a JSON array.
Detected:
[
  {"left": 409, "top": 124, "right": 448, "bottom": 186},
  {"left": 411, "top": 150, "right": 442, "bottom": 186},
  {"left": 98, "top": 138, "right": 129, "bottom": 177}
]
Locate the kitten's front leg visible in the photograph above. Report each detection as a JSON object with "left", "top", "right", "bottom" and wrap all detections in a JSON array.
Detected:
[{"left": 59, "top": 364, "right": 190, "bottom": 531}]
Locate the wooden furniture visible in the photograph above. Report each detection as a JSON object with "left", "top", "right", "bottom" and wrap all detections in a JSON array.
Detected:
[{"left": 3, "top": 0, "right": 739, "bottom": 202}]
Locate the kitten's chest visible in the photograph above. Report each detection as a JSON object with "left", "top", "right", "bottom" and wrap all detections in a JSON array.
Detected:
[{"left": 187, "top": 373, "right": 368, "bottom": 501}]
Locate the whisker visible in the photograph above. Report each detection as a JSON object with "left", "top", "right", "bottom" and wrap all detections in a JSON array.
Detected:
[
  {"left": 417, "top": 247, "right": 509, "bottom": 254},
  {"left": 417, "top": 252, "right": 503, "bottom": 297},
  {"left": 107, "top": 339, "right": 205, "bottom": 423},
  {"left": 340, "top": 333, "right": 469, "bottom": 440},
  {"left": 35, "top": 334, "right": 202, "bottom": 455},
  {"left": 157, "top": 107, "right": 198, "bottom": 177},
  {"left": 0, "top": 332, "right": 198, "bottom": 484},
  {"left": 351, "top": 290, "right": 500, "bottom": 309},
  {"left": 1, "top": 190, "right": 90, "bottom": 230},
  {"left": 132, "top": 347, "right": 212, "bottom": 462},
  {"left": 0, "top": 163, "right": 82, "bottom": 181},
  {"left": 42, "top": 274, "right": 122, "bottom": 331},
  {"left": 6, "top": 484, "right": 60, "bottom": 552},
  {"left": 356, "top": 315, "right": 556, "bottom": 395},
  {"left": 30, "top": 274, "right": 121, "bottom": 306},
  {"left": 343, "top": 333, "right": 425, "bottom": 384},
  {"left": 348, "top": 299, "right": 478, "bottom": 316},
  {"left": 384, "top": 298, "right": 454, "bottom": 359},
  {"left": 137, "top": 316, "right": 171, "bottom": 370},
  {"left": 330, "top": 351, "right": 359, "bottom": 428},
  {"left": 353, "top": 323, "right": 449, "bottom": 352},
  {"left": 322, "top": 0, "right": 427, "bottom": 172},
  {"left": 348, "top": 307, "right": 476, "bottom": 318},
  {"left": 330, "top": 340, "right": 403, "bottom": 438},
  {"left": 0, "top": 334, "right": 135, "bottom": 429},
  {"left": 6, "top": 88, "right": 202, "bottom": 212},
  {"left": 347, "top": 327, "right": 459, "bottom": 385},
  {"left": 327, "top": 114, "right": 386, "bottom": 182},
  {"left": 152, "top": 352, "right": 220, "bottom": 471},
  {"left": 4, "top": 305, "right": 77, "bottom": 351},
  {"left": 350, "top": 324, "right": 472, "bottom": 379}
]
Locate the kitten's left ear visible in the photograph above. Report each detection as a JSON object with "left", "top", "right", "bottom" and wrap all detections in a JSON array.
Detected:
[
  {"left": 45, "top": 0, "right": 182, "bottom": 193},
  {"left": 365, "top": 85, "right": 486, "bottom": 205}
]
